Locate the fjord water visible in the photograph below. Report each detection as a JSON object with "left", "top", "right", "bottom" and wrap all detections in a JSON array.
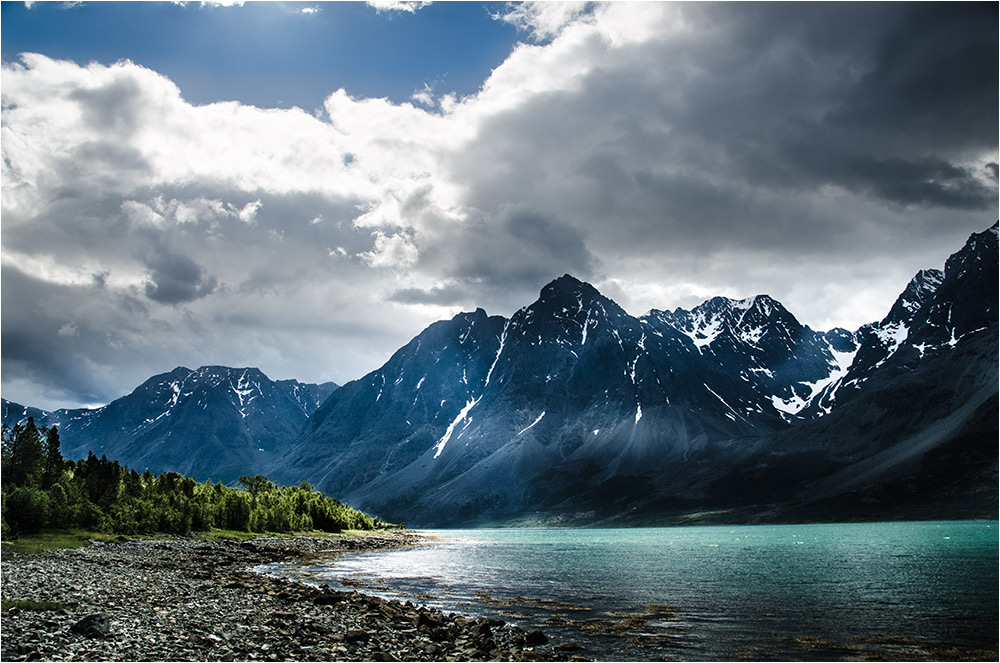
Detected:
[{"left": 271, "top": 522, "right": 997, "bottom": 660}]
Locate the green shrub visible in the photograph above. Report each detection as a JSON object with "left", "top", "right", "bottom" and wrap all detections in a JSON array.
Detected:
[
  {"left": 75, "top": 501, "right": 108, "bottom": 533},
  {"left": 2, "top": 485, "right": 51, "bottom": 535}
]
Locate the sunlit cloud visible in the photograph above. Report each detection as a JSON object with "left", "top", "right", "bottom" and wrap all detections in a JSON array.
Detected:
[{"left": 365, "top": 0, "right": 432, "bottom": 15}]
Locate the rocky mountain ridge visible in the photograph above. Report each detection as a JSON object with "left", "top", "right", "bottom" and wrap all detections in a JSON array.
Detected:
[{"left": 2, "top": 366, "right": 337, "bottom": 483}]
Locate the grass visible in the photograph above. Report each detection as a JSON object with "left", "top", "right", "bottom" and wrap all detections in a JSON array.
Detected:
[
  {"left": 340, "top": 529, "right": 372, "bottom": 537},
  {"left": 197, "top": 528, "right": 259, "bottom": 541},
  {"left": 1, "top": 599, "right": 71, "bottom": 611},
  {"left": 198, "top": 528, "right": 349, "bottom": 541},
  {"left": 0, "top": 529, "right": 121, "bottom": 555}
]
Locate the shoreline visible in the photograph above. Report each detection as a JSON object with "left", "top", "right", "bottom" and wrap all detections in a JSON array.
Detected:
[{"left": 0, "top": 531, "right": 581, "bottom": 662}]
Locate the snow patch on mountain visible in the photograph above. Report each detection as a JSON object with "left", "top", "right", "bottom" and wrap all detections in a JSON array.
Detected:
[
  {"left": 874, "top": 321, "right": 909, "bottom": 361},
  {"left": 434, "top": 397, "right": 480, "bottom": 458},
  {"left": 517, "top": 411, "right": 546, "bottom": 436}
]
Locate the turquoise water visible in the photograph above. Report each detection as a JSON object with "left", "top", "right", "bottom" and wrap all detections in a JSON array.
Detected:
[{"left": 266, "top": 521, "right": 998, "bottom": 660}]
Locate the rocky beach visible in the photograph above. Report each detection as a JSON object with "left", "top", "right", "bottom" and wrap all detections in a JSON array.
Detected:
[{"left": 1, "top": 532, "right": 580, "bottom": 662}]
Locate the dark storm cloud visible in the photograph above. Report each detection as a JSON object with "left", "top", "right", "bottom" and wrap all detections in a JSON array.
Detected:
[
  {"left": 379, "top": 204, "right": 601, "bottom": 315},
  {"left": 828, "top": 3, "right": 998, "bottom": 148},
  {"left": 685, "top": 2, "right": 998, "bottom": 210},
  {"left": 387, "top": 283, "right": 468, "bottom": 306},
  {"left": 142, "top": 250, "right": 217, "bottom": 305},
  {"left": 445, "top": 208, "right": 599, "bottom": 291},
  {"left": 0, "top": 266, "right": 145, "bottom": 407},
  {"left": 454, "top": 1, "right": 997, "bottom": 270}
]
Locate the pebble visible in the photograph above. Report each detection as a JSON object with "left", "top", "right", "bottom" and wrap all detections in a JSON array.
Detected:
[{"left": 1, "top": 533, "right": 579, "bottom": 661}]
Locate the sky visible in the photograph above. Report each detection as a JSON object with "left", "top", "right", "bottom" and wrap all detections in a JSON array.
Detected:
[{"left": 1, "top": 1, "right": 997, "bottom": 411}]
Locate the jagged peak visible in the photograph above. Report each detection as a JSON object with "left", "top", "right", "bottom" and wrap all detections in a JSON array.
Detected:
[
  {"left": 448, "top": 308, "right": 490, "bottom": 324},
  {"left": 454, "top": 308, "right": 499, "bottom": 339},
  {"left": 912, "top": 268, "right": 945, "bottom": 287},
  {"left": 678, "top": 293, "right": 791, "bottom": 322},
  {"left": 945, "top": 222, "right": 999, "bottom": 273},
  {"left": 548, "top": 273, "right": 586, "bottom": 287},
  {"left": 134, "top": 366, "right": 281, "bottom": 399},
  {"left": 643, "top": 293, "right": 802, "bottom": 350},
  {"left": 531, "top": 274, "right": 625, "bottom": 314},
  {"left": 193, "top": 365, "right": 264, "bottom": 376},
  {"left": 889, "top": 268, "right": 944, "bottom": 316},
  {"left": 539, "top": 274, "right": 593, "bottom": 299}
]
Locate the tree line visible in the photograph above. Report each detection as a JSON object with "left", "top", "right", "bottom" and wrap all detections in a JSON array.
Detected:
[{"left": 1, "top": 418, "right": 390, "bottom": 537}]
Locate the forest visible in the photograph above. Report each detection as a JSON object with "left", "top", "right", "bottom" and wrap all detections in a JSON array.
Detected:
[{"left": 0, "top": 418, "right": 388, "bottom": 538}]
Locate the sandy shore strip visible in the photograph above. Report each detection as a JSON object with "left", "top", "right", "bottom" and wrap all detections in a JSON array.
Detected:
[{"left": 1, "top": 532, "right": 584, "bottom": 661}]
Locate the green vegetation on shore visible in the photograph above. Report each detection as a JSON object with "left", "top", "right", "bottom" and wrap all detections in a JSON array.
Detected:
[{"left": 1, "top": 418, "right": 389, "bottom": 539}]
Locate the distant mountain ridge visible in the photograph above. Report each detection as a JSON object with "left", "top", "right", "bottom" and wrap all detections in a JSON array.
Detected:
[
  {"left": 2, "top": 366, "right": 337, "bottom": 483},
  {"left": 269, "top": 224, "right": 997, "bottom": 526}
]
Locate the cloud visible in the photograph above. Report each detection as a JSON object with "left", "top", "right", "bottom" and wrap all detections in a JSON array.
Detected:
[
  {"left": 2, "top": 3, "right": 996, "bottom": 409},
  {"left": 359, "top": 231, "right": 419, "bottom": 269},
  {"left": 24, "top": 1, "right": 84, "bottom": 8},
  {"left": 387, "top": 282, "right": 467, "bottom": 307},
  {"left": 494, "top": 1, "right": 594, "bottom": 42},
  {"left": 170, "top": 1, "right": 246, "bottom": 6},
  {"left": 410, "top": 83, "right": 435, "bottom": 108},
  {"left": 142, "top": 251, "right": 218, "bottom": 305},
  {"left": 435, "top": 208, "right": 600, "bottom": 292},
  {"left": 365, "top": 0, "right": 432, "bottom": 15}
]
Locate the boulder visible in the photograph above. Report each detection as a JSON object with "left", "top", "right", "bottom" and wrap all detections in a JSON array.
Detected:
[
  {"left": 70, "top": 614, "right": 112, "bottom": 638},
  {"left": 417, "top": 610, "right": 445, "bottom": 629},
  {"left": 314, "top": 594, "right": 340, "bottom": 606}
]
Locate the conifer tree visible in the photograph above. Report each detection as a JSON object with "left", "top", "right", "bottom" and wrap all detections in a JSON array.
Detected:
[
  {"left": 3, "top": 418, "right": 44, "bottom": 487},
  {"left": 42, "top": 426, "right": 64, "bottom": 489}
]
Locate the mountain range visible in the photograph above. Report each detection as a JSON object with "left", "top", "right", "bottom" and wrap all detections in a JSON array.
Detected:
[
  {"left": 270, "top": 224, "right": 997, "bottom": 526},
  {"left": 2, "top": 366, "right": 336, "bottom": 484},
  {"left": 4, "top": 224, "right": 996, "bottom": 526}
]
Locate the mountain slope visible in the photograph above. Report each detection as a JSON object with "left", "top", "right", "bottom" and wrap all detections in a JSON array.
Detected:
[
  {"left": 275, "top": 276, "right": 787, "bottom": 523},
  {"left": 273, "top": 225, "right": 997, "bottom": 526},
  {"left": 2, "top": 366, "right": 337, "bottom": 483},
  {"left": 643, "top": 295, "right": 858, "bottom": 420}
]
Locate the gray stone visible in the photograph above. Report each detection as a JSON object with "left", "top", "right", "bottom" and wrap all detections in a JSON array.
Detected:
[
  {"left": 70, "top": 614, "right": 112, "bottom": 639},
  {"left": 345, "top": 628, "right": 371, "bottom": 643}
]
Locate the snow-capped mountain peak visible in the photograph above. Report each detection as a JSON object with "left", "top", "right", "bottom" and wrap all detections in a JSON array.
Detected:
[
  {"left": 2, "top": 367, "right": 338, "bottom": 483},
  {"left": 884, "top": 269, "right": 945, "bottom": 325}
]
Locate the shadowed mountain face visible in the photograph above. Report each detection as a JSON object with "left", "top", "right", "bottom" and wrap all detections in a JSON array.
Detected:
[
  {"left": 271, "top": 226, "right": 998, "bottom": 526},
  {"left": 2, "top": 367, "right": 337, "bottom": 484}
]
